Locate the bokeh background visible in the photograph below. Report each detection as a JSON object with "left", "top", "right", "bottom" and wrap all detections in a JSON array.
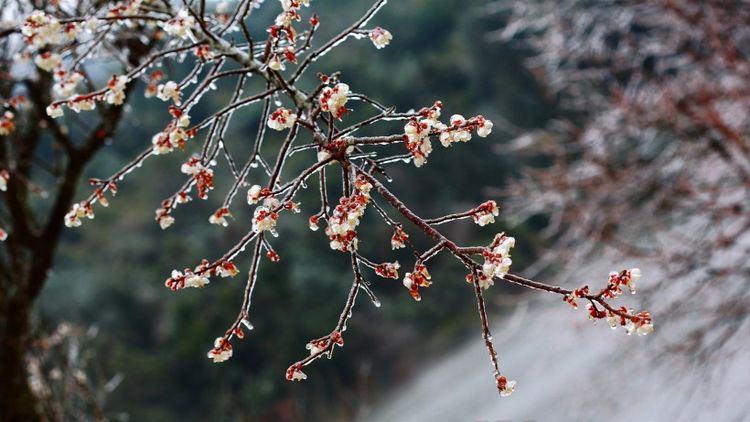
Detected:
[{"left": 23, "top": 0, "right": 749, "bottom": 421}]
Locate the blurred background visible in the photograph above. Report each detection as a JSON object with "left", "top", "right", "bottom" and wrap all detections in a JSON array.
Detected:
[{"left": 20, "top": 0, "right": 749, "bottom": 420}]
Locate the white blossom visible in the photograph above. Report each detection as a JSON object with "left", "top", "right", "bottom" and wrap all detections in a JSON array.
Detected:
[{"left": 369, "top": 27, "right": 392, "bottom": 49}]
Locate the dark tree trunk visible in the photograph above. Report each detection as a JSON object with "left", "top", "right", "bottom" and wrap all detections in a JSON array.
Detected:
[{"left": 0, "top": 292, "right": 39, "bottom": 421}]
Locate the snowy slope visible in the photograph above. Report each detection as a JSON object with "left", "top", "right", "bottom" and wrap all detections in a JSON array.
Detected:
[{"left": 362, "top": 288, "right": 749, "bottom": 422}]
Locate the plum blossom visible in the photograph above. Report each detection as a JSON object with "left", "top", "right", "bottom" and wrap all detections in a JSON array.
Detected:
[
  {"left": 104, "top": 75, "right": 128, "bottom": 105},
  {"left": 0, "top": 112, "right": 15, "bottom": 136},
  {"left": 164, "top": 9, "right": 195, "bottom": 39},
  {"left": 22, "top": 11, "right": 63, "bottom": 47},
  {"left": 34, "top": 52, "right": 62, "bottom": 72},
  {"left": 155, "top": 208, "right": 175, "bottom": 229},
  {"left": 217, "top": 261, "right": 240, "bottom": 278},
  {"left": 0, "top": 169, "right": 9, "bottom": 191},
  {"left": 481, "top": 233, "right": 515, "bottom": 283},
  {"left": 67, "top": 96, "right": 96, "bottom": 113},
  {"left": 46, "top": 104, "right": 64, "bottom": 118},
  {"left": 496, "top": 375, "right": 517, "bottom": 397},
  {"left": 209, "top": 207, "right": 231, "bottom": 226},
  {"left": 391, "top": 225, "right": 409, "bottom": 249},
  {"left": 375, "top": 261, "right": 400, "bottom": 279},
  {"left": 324, "top": 175, "right": 371, "bottom": 252},
  {"left": 0, "top": 228, "right": 7, "bottom": 241},
  {"left": 247, "top": 184, "right": 271, "bottom": 204},
  {"left": 476, "top": 115, "right": 493, "bottom": 137},
  {"left": 472, "top": 200, "right": 499, "bottom": 226},
  {"left": 319, "top": 83, "right": 349, "bottom": 119},
  {"left": 404, "top": 118, "right": 433, "bottom": 167},
  {"left": 286, "top": 364, "right": 307, "bottom": 381},
  {"left": 252, "top": 205, "right": 279, "bottom": 233},
  {"left": 53, "top": 72, "right": 83, "bottom": 98},
  {"left": 369, "top": 27, "right": 392, "bottom": 49},
  {"left": 403, "top": 263, "right": 431, "bottom": 301},
  {"left": 64, "top": 202, "right": 93, "bottom": 227},
  {"left": 157, "top": 81, "right": 182, "bottom": 105},
  {"left": 267, "top": 107, "right": 297, "bottom": 130},
  {"left": 207, "top": 337, "right": 233, "bottom": 362}
]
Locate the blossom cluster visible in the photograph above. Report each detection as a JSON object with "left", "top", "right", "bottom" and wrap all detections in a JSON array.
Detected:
[
  {"left": 403, "top": 102, "right": 494, "bottom": 167},
  {"left": 0, "top": 112, "right": 15, "bottom": 136},
  {"left": 180, "top": 156, "right": 215, "bottom": 199},
  {"left": 403, "top": 263, "right": 432, "bottom": 301},
  {"left": 165, "top": 259, "right": 239, "bottom": 291},
  {"left": 563, "top": 269, "right": 653, "bottom": 336},
  {"left": 319, "top": 82, "right": 350, "bottom": 119},
  {"left": 152, "top": 112, "right": 194, "bottom": 155},
  {"left": 267, "top": 107, "right": 297, "bottom": 131},
  {"left": 324, "top": 175, "right": 372, "bottom": 251},
  {"left": 477, "top": 233, "right": 515, "bottom": 289}
]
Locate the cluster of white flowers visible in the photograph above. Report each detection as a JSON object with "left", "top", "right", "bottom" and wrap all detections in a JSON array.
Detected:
[
  {"left": 479, "top": 233, "right": 515, "bottom": 289},
  {"left": 207, "top": 337, "right": 233, "bottom": 363},
  {"left": 156, "top": 81, "right": 181, "bottom": 105},
  {"left": 472, "top": 200, "right": 500, "bottom": 226},
  {"left": 34, "top": 52, "right": 62, "bottom": 72},
  {"left": 0, "top": 169, "right": 9, "bottom": 191},
  {"left": 404, "top": 119, "right": 433, "bottom": 167},
  {"left": 0, "top": 112, "right": 15, "bottom": 136},
  {"left": 403, "top": 263, "right": 431, "bottom": 301},
  {"left": 64, "top": 202, "right": 94, "bottom": 227},
  {"left": 22, "top": 11, "right": 63, "bottom": 47},
  {"left": 152, "top": 114, "right": 191, "bottom": 154},
  {"left": 324, "top": 175, "right": 371, "bottom": 252},
  {"left": 369, "top": 27, "right": 392, "bottom": 49},
  {"left": 53, "top": 71, "right": 83, "bottom": 98},
  {"left": 68, "top": 96, "right": 97, "bottom": 113},
  {"left": 438, "top": 114, "right": 472, "bottom": 146},
  {"left": 403, "top": 104, "right": 495, "bottom": 166},
  {"left": 163, "top": 9, "right": 195, "bottom": 39},
  {"left": 104, "top": 75, "right": 128, "bottom": 105},
  {"left": 610, "top": 267, "right": 641, "bottom": 295},
  {"left": 252, "top": 196, "right": 280, "bottom": 234},
  {"left": 107, "top": 0, "right": 143, "bottom": 18},
  {"left": 319, "top": 83, "right": 350, "bottom": 119},
  {"left": 267, "top": 107, "right": 297, "bottom": 130},
  {"left": 172, "top": 268, "right": 210, "bottom": 289},
  {"left": 181, "top": 156, "right": 215, "bottom": 199},
  {"left": 165, "top": 260, "right": 239, "bottom": 290}
]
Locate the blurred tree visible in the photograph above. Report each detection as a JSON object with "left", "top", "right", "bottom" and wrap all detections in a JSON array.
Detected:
[{"left": 492, "top": 0, "right": 750, "bottom": 355}]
